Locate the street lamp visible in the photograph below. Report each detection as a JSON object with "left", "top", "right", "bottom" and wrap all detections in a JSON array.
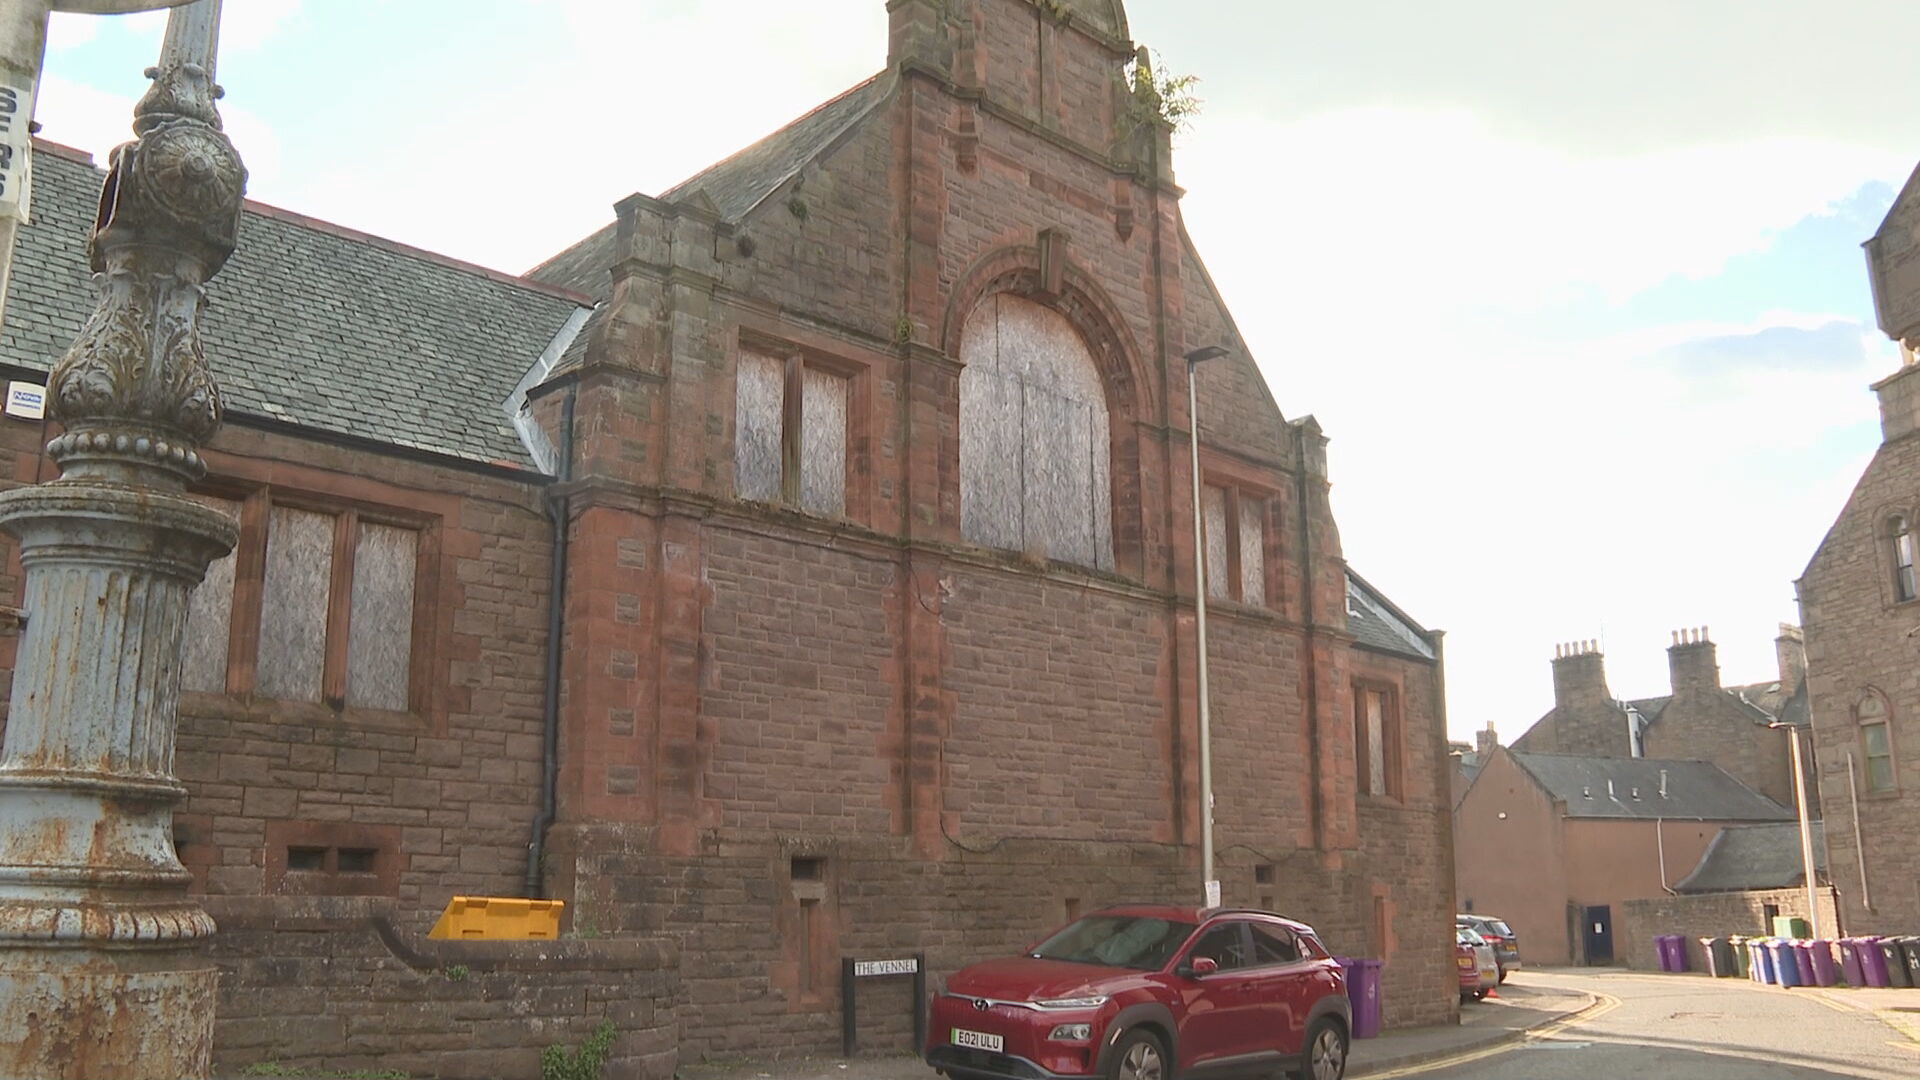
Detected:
[
  {"left": 0, "top": 1, "right": 196, "bottom": 328},
  {"left": 1186, "top": 344, "right": 1229, "bottom": 908},
  {"left": 1768, "top": 720, "right": 1821, "bottom": 940}
]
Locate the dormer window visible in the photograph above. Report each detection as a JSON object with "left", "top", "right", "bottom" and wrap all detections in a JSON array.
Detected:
[{"left": 1892, "top": 515, "right": 1916, "bottom": 602}]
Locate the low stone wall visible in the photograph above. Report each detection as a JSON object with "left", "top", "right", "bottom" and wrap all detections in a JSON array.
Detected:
[
  {"left": 205, "top": 896, "right": 679, "bottom": 1080},
  {"left": 1617, "top": 887, "right": 1842, "bottom": 973}
]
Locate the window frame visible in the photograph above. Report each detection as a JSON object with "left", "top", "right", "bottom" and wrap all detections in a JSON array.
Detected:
[
  {"left": 733, "top": 333, "right": 864, "bottom": 522},
  {"left": 1890, "top": 513, "right": 1918, "bottom": 604},
  {"left": 1200, "top": 479, "right": 1272, "bottom": 608},
  {"left": 1353, "top": 681, "right": 1406, "bottom": 801},
  {"left": 187, "top": 479, "right": 440, "bottom": 720},
  {"left": 1856, "top": 693, "right": 1897, "bottom": 795}
]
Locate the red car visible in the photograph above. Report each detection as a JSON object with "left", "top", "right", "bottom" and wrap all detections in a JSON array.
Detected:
[{"left": 926, "top": 905, "right": 1352, "bottom": 1080}]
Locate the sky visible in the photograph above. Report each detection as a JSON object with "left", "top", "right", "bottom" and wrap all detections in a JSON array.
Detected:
[{"left": 30, "top": 0, "right": 1920, "bottom": 744}]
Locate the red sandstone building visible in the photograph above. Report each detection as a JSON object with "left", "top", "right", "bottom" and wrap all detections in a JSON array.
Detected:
[{"left": 0, "top": 1, "right": 1454, "bottom": 1073}]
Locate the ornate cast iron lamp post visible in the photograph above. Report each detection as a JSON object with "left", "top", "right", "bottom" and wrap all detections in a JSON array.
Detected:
[
  {"left": 0, "top": 2, "right": 242, "bottom": 1076},
  {"left": 0, "top": 1, "right": 197, "bottom": 327}
]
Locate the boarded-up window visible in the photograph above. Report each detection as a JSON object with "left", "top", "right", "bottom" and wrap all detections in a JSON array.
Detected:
[
  {"left": 1198, "top": 483, "right": 1268, "bottom": 607},
  {"left": 1355, "top": 686, "right": 1402, "bottom": 799},
  {"left": 181, "top": 497, "right": 242, "bottom": 694},
  {"left": 346, "top": 523, "right": 418, "bottom": 711},
  {"left": 1239, "top": 496, "right": 1266, "bottom": 605},
  {"left": 734, "top": 350, "right": 850, "bottom": 517},
  {"left": 258, "top": 506, "right": 334, "bottom": 703},
  {"left": 800, "top": 367, "right": 847, "bottom": 516},
  {"left": 959, "top": 294, "right": 1112, "bottom": 570},
  {"left": 198, "top": 492, "right": 426, "bottom": 712},
  {"left": 1202, "top": 485, "right": 1229, "bottom": 600},
  {"left": 735, "top": 352, "right": 785, "bottom": 503}
]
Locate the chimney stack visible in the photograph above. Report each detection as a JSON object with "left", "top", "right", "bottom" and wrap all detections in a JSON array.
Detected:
[
  {"left": 1551, "top": 639, "right": 1610, "bottom": 710},
  {"left": 1775, "top": 623, "right": 1807, "bottom": 691},
  {"left": 1667, "top": 626, "right": 1720, "bottom": 694},
  {"left": 1476, "top": 721, "right": 1499, "bottom": 757}
]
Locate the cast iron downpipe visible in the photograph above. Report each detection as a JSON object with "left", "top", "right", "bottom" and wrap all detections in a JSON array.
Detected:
[{"left": 525, "top": 386, "right": 576, "bottom": 898}]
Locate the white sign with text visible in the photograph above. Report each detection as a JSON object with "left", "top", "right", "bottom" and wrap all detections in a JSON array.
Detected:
[
  {"left": 853, "top": 958, "right": 918, "bottom": 978},
  {"left": 0, "top": 74, "right": 31, "bottom": 224}
]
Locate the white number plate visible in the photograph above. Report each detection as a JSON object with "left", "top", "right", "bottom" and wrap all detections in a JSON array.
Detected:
[{"left": 952, "top": 1028, "right": 1003, "bottom": 1052}]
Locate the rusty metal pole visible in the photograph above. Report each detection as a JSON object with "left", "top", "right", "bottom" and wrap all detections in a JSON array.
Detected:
[{"left": 0, "top": 2, "right": 242, "bottom": 1076}]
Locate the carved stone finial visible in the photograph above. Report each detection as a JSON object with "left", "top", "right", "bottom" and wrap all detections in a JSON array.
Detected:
[{"left": 45, "top": 0, "right": 244, "bottom": 490}]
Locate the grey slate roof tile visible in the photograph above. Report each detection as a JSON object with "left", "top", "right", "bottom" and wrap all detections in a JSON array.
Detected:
[
  {"left": 1345, "top": 570, "right": 1436, "bottom": 661},
  {"left": 2, "top": 146, "right": 589, "bottom": 469},
  {"left": 1507, "top": 752, "right": 1794, "bottom": 822},
  {"left": 1676, "top": 820, "right": 1826, "bottom": 893}
]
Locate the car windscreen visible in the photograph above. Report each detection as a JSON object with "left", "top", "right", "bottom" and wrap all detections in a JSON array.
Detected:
[
  {"left": 1488, "top": 921, "right": 1514, "bottom": 938},
  {"left": 1030, "top": 915, "right": 1198, "bottom": 970}
]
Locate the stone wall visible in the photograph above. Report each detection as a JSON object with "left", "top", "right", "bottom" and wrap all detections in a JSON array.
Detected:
[
  {"left": 1616, "top": 887, "right": 1842, "bottom": 973},
  {"left": 1799, "top": 426, "right": 1920, "bottom": 937},
  {"left": 206, "top": 896, "right": 678, "bottom": 1080}
]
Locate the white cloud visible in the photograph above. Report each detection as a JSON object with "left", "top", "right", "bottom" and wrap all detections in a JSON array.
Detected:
[{"left": 46, "top": 1, "right": 300, "bottom": 58}]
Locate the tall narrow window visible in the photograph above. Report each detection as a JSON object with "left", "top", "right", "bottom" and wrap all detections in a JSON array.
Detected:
[
  {"left": 181, "top": 497, "right": 242, "bottom": 693},
  {"left": 959, "top": 295, "right": 1112, "bottom": 570},
  {"left": 1859, "top": 694, "right": 1896, "bottom": 793},
  {"left": 1893, "top": 515, "right": 1916, "bottom": 602},
  {"left": 1202, "top": 484, "right": 1229, "bottom": 600},
  {"left": 734, "top": 350, "right": 850, "bottom": 517},
  {"left": 258, "top": 506, "right": 335, "bottom": 703},
  {"left": 1354, "top": 686, "right": 1401, "bottom": 798}
]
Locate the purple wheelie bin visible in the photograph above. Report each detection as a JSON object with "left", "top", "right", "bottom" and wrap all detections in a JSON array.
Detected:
[
  {"left": 1807, "top": 941, "right": 1838, "bottom": 986},
  {"left": 1654, "top": 935, "right": 1673, "bottom": 971},
  {"left": 1790, "top": 942, "right": 1816, "bottom": 986},
  {"left": 1767, "top": 940, "right": 1800, "bottom": 987},
  {"left": 1838, "top": 939, "right": 1865, "bottom": 986},
  {"left": 1349, "top": 958, "right": 1384, "bottom": 1039},
  {"left": 1668, "top": 935, "right": 1691, "bottom": 972},
  {"left": 1860, "top": 937, "right": 1892, "bottom": 987}
]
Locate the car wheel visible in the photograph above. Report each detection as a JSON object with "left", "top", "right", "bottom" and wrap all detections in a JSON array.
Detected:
[
  {"left": 1107, "top": 1029, "right": 1168, "bottom": 1080},
  {"left": 1296, "top": 1018, "right": 1347, "bottom": 1080}
]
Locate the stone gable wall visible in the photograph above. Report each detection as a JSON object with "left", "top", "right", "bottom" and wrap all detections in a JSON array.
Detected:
[{"left": 1799, "top": 436, "right": 1920, "bottom": 936}]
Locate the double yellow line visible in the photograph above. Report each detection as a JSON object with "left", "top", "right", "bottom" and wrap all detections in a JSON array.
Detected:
[{"left": 1361, "top": 991, "right": 1623, "bottom": 1080}]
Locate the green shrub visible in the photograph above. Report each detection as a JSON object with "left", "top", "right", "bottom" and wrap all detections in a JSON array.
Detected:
[{"left": 541, "top": 1021, "right": 618, "bottom": 1080}]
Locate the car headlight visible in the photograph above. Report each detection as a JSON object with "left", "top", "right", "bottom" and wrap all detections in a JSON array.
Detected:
[
  {"left": 1047, "top": 1024, "right": 1094, "bottom": 1042},
  {"left": 1034, "top": 996, "right": 1109, "bottom": 1010}
]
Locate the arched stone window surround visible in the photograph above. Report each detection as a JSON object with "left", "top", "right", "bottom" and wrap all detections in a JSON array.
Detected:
[
  {"left": 1854, "top": 687, "right": 1898, "bottom": 794},
  {"left": 941, "top": 245, "right": 1154, "bottom": 574}
]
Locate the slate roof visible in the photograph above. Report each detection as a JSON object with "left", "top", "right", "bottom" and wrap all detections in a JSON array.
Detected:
[
  {"left": 525, "top": 76, "right": 891, "bottom": 374},
  {"left": 1345, "top": 570, "right": 1436, "bottom": 661},
  {"left": 526, "top": 75, "right": 889, "bottom": 295},
  {"left": 1677, "top": 821, "right": 1827, "bottom": 894},
  {"left": 2, "top": 144, "right": 591, "bottom": 469},
  {"left": 659, "top": 75, "right": 887, "bottom": 223},
  {"left": 1507, "top": 752, "right": 1794, "bottom": 822}
]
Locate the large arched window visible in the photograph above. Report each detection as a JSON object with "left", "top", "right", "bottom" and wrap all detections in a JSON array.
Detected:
[{"left": 958, "top": 294, "right": 1113, "bottom": 570}]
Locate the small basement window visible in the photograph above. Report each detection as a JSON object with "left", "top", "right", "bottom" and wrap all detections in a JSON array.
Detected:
[
  {"left": 791, "top": 856, "right": 826, "bottom": 881},
  {"left": 287, "top": 847, "right": 327, "bottom": 872}
]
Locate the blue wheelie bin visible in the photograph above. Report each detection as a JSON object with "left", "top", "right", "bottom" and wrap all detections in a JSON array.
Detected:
[
  {"left": 1768, "top": 940, "right": 1801, "bottom": 987},
  {"left": 1751, "top": 939, "right": 1776, "bottom": 984}
]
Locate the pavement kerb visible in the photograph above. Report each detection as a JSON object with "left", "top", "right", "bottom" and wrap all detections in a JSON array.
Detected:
[{"left": 1347, "top": 989, "right": 1607, "bottom": 1079}]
